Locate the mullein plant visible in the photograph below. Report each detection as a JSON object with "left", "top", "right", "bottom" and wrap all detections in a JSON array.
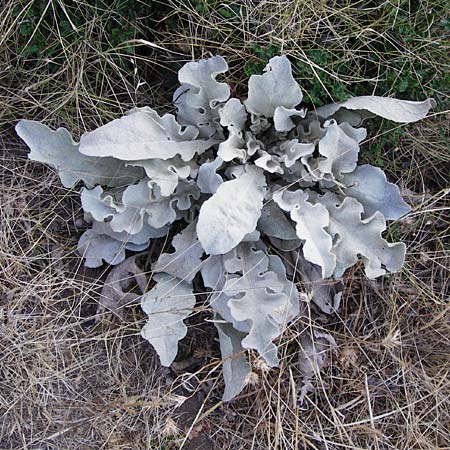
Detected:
[{"left": 16, "top": 55, "right": 435, "bottom": 401}]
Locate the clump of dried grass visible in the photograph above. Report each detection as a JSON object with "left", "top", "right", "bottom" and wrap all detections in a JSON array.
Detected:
[{"left": 1, "top": 1, "right": 449, "bottom": 449}]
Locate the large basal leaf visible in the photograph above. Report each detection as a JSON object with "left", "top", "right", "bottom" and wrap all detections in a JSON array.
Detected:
[
  {"left": 316, "top": 96, "right": 435, "bottom": 124},
  {"left": 222, "top": 243, "right": 296, "bottom": 366},
  {"left": 77, "top": 228, "right": 127, "bottom": 268},
  {"left": 273, "top": 189, "right": 336, "bottom": 278},
  {"left": 16, "top": 120, "right": 143, "bottom": 188},
  {"left": 244, "top": 55, "right": 303, "bottom": 118},
  {"left": 173, "top": 55, "right": 230, "bottom": 138},
  {"left": 79, "top": 108, "right": 217, "bottom": 161},
  {"left": 214, "top": 319, "right": 251, "bottom": 402},
  {"left": 82, "top": 178, "right": 199, "bottom": 235},
  {"left": 141, "top": 273, "right": 195, "bottom": 367},
  {"left": 153, "top": 222, "right": 204, "bottom": 283},
  {"left": 201, "top": 254, "right": 251, "bottom": 333},
  {"left": 324, "top": 197, "right": 406, "bottom": 278},
  {"left": 197, "top": 166, "right": 267, "bottom": 255},
  {"left": 342, "top": 164, "right": 411, "bottom": 220}
]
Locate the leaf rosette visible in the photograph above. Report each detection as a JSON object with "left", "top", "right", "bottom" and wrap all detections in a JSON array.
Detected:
[{"left": 16, "top": 54, "right": 435, "bottom": 401}]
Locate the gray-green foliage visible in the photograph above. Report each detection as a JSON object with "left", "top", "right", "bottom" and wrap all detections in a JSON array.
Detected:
[{"left": 16, "top": 55, "right": 435, "bottom": 401}]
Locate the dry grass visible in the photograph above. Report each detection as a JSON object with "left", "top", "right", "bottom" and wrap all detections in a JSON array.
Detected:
[{"left": 1, "top": 1, "right": 449, "bottom": 449}]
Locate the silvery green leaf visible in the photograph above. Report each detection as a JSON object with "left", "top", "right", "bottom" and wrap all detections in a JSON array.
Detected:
[
  {"left": 243, "top": 230, "right": 261, "bottom": 241},
  {"left": 153, "top": 222, "right": 204, "bottom": 283},
  {"left": 325, "top": 197, "right": 406, "bottom": 278},
  {"left": 254, "top": 151, "right": 284, "bottom": 174},
  {"left": 141, "top": 273, "right": 195, "bottom": 367},
  {"left": 245, "top": 131, "right": 264, "bottom": 156},
  {"left": 197, "top": 166, "right": 267, "bottom": 255},
  {"left": 217, "top": 98, "right": 248, "bottom": 162},
  {"left": 316, "top": 96, "right": 435, "bottom": 124},
  {"left": 274, "top": 189, "right": 335, "bottom": 278},
  {"left": 201, "top": 254, "right": 250, "bottom": 332},
  {"left": 267, "top": 253, "right": 303, "bottom": 319},
  {"left": 274, "top": 106, "right": 307, "bottom": 132},
  {"left": 219, "top": 98, "right": 247, "bottom": 131},
  {"left": 317, "top": 120, "right": 360, "bottom": 176},
  {"left": 277, "top": 139, "right": 315, "bottom": 168},
  {"left": 272, "top": 188, "right": 310, "bottom": 212},
  {"left": 77, "top": 228, "right": 126, "bottom": 268},
  {"left": 215, "top": 320, "right": 250, "bottom": 402},
  {"left": 16, "top": 120, "right": 143, "bottom": 188},
  {"left": 79, "top": 108, "right": 217, "bottom": 161},
  {"left": 223, "top": 243, "right": 294, "bottom": 366},
  {"left": 128, "top": 157, "right": 192, "bottom": 197},
  {"left": 82, "top": 178, "right": 194, "bottom": 234},
  {"left": 258, "top": 202, "right": 297, "bottom": 240},
  {"left": 217, "top": 128, "right": 247, "bottom": 162},
  {"left": 196, "top": 156, "right": 223, "bottom": 194},
  {"left": 81, "top": 185, "right": 122, "bottom": 223},
  {"left": 249, "top": 113, "right": 271, "bottom": 134},
  {"left": 245, "top": 55, "right": 303, "bottom": 118},
  {"left": 174, "top": 56, "right": 230, "bottom": 138},
  {"left": 342, "top": 164, "right": 411, "bottom": 220},
  {"left": 298, "top": 254, "right": 344, "bottom": 314},
  {"left": 91, "top": 220, "right": 168, "bottom": 245}
]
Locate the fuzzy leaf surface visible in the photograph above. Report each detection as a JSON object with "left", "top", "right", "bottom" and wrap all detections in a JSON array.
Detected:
[
  {"left": 141, "top": 273, "right": 195, "bottom": 366},
  {"left": 245, "top": 55, "right": 303, "bottom": 117},
  {"left": 197, "top": 166, "right": 266, "bottom": 254},
  {"left": 16, "top": 120, "right": 143, "bottom": 188},
  {"left": 342, "top": 164, "right": 411, "bottom": 220}
]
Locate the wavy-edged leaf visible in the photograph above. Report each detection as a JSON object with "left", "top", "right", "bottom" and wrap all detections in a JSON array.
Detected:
[
  {"left": 254, "top": 151, "right": 284, "bottom": 174},
  {"left": 317, "top": 120, "right": 360, "bottom": 176},
  {"left": 16, "top": 120, "right": 143, "bottom": 188},
  {"left": 173, "top": 56, "right": 230, "bottom": 138},
  {"left": 342, "top": 164, "right": 411, "bottom": 220},
  {"left": 325, "top": 197, "right": 406, "bottom": 278},
  {"left": 273, "top": 189, "right": 335, "bottom": 278},
  {"left": 201, "top": 254, "right": 251, "bottom": 333},
  {"left": 79, "top": 108, "right": 217, "bottom": 161},
  {"left": 245, "top": 55, "right": 303, "bottom": 118},
  {"left": 77, "top": 228, "right": 127, "bottom": 268},
  {"left": 197, "top": 166, "right": 266, "bottom": 254},
  {"left": 141, "top": 273, "right": 195, "bottom": 366},
  {"left": 153, "top": 222, "right": 204, "bottom": 283},
  {"left": 274, "top": 106, "right": 306, "bottom": 132},
  {"left": 222, "top": 243, "right": 295, "bottom": 366},
  {"left": 277, "top": 139, "right": 314, "bottom": 168},
  {"left": 128, "top": 157, "right": 193, "bottom": 197}
]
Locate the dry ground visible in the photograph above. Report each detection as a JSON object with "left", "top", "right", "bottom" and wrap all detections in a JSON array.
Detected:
[{"left": 1, "top": 1, "right": 449, "bottom": 449}]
